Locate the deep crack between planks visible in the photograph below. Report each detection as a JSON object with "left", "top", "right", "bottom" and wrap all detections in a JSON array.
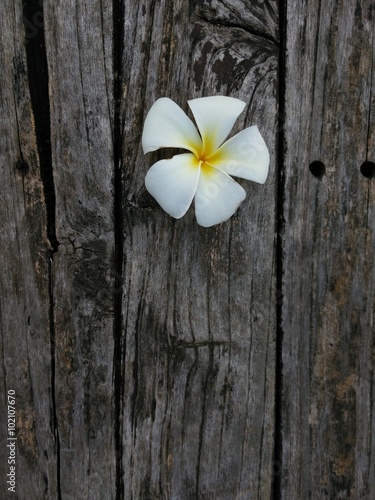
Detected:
[
  {"left": 22, "top": 1, "right": 61, "bottom": 498},
  {"left": 113, "top": 0, "right": 126, "bottom": 498},
  {"left": 273, "top": 0, "right": 287, "bottom": 498}
]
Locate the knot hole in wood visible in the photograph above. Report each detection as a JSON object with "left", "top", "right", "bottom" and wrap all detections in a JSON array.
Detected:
[
  {"left": 360, "top": 161, "right": 375, "bottom": 179},
  {"left": 309, "top": 160, "right": 326, "bottom": 178}
]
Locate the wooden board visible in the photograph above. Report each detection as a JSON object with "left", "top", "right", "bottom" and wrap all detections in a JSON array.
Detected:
[
  {"left": 118, "top": 0, "right": 278, "bottom": 497},
  {"left": 3, "top": 0, "right": 374, "bottom": 498},
  {"left": 43, "top": 1, "right": 116, "bottom": 497},
  {"left": 281, "top": 1, "right": 375, "bottom": 498},
  {"left": 0, "top": 1, "right": 57, "bottom": 497}
]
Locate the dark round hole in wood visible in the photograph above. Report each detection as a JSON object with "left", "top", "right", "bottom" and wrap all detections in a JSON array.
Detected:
[
  {"left": 309, "top": 161, "right": 326, "bottom": 178},
  {"left": 15, "top": 158, "right": 29, "bottom": 171},
  {"left": 360, "top": 161, "right": 375, "bottom": 179}
]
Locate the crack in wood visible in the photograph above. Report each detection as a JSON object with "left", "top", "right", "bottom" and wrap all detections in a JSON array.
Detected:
[
  {"left": 22, "top": 1, "right": 61, "bottom": 498},
  {"left": 273, "top": 0, "right": 287, "bottom": 498},
  {"left": 47, "top": 253, "right": 61, "bottom": 500},
  {"left": 22, "top": 0, "right": 58, "bottom": 253},
  {"left": 113, "top": 0, "right": 125, "bottom": 497},
  {"left": 366, "top": 29, "right": 374, "bottom": 159}
]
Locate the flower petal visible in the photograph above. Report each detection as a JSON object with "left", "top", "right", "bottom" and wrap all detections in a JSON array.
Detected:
[
  {"left": 145, "top": 153, "right": 200, "bottom": 219},
  {"left": 188, "top": 96, "right": 246, "bottom": 155},
  {"left": 208, "top": 126, "right": 270, "bottom": 184},
  {"left": 194, "top": 165, "right": 246, "bottom": 227},
  {"left": 142, "top": 98, "right": 202, "bottom": 155}
]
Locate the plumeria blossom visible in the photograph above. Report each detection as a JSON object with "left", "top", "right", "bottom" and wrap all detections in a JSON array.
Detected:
[{"left": 142, "top": 96, "right": 269, "bottom": 227}]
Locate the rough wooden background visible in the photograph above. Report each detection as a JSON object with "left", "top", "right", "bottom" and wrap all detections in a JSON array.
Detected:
[
  {"left": 281, "top": 2, "right": 375, "bottom": 498},
  {"left": 0, "top": 0, "right": 373, "bottom": 499}
]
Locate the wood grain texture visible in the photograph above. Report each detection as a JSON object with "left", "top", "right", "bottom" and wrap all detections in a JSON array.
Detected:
[
  {"left": 281, "top": 1, "right": 375, "bottom": 498},
  {"left": 0, "top": 1, "right": 57, "bottom": 497},
  {"left": 4, "top": 0, "right": 373, "bottom": 498},
  {"left": 118, "top": 0, "right": 278, "bottom": 498},
  {"left": 43, "top": 1, "right": 116, "bottom": 497}
]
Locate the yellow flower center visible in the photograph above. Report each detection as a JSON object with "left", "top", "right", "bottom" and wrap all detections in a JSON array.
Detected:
[
  {"left": 194, "top": 140, "right": 217, "bottom": 175},
  {"left": 188, "top": 136, "right": 223, "bottom": 176},
  {"left": 198, "top": 160, "right": 215, "bottom": 176}
]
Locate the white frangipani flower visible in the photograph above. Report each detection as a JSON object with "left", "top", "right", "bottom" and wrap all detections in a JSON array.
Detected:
[{"left": 142, "top": 96, "right": 269, "bottom": 227}]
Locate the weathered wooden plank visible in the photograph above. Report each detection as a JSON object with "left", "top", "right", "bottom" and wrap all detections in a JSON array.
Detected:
[
  {"left": 4, "top": 0, "right": 374, "bottom": 498},
  {"left": 0, "top": 0, "right": 57, "bottom": 497},
  {"left": 281, "top": 1, "right": 375, "bottom": 498},
  {"left": 43, "top": 1, "right": 116, "bottom": 497},
  {"left": 119, "top": 1, "right": 278, "bottom": 498}
]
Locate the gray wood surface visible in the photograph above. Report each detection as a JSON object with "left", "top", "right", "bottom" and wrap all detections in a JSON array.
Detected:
[
  {"left": 0, "top": 0, "right": 374, "bottom": 499},
  {"left": 44, "top": 1, "right": 117, "bottom": 498},
  {"left": 0, "top": 1, "right": 57, "bottom": 498},
  {"left": 281, "top": 1, "right": 375, "bottom": 498},
  {"left": 119, "top": 1, "right": 278, "bottom": 498}
]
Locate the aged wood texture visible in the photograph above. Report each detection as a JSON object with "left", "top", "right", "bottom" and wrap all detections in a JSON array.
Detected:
[
  {"left": 43, "top": 0, "right": 117, "bottom": 498},
  {"left": 2, "top": 0, "right": 374, "bottom": 499},
  {"left": 281, "top": 1, "right": 375, "bottom": 498},
  {"left": 118, "top": 1, "right": 278, "bottom": 498},
  {"left": 0, "top": 0, "right": 57, "bottom": 497}
]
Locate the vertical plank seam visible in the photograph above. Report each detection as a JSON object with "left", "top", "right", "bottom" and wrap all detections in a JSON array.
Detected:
[
  {"left": 366, "top": 29, "right": 374, "bottom": 159},
  {"left": 22, "top": 1, "right": 61, "bottom": 497},
  {"left": 22, "top": 0, "right": 59, "bottom": 253},
  {"left": 273, "top": 0, "right": 287, "bottom": 498},
  {"left": 366, "top": 29, "right": 375, "bottom": 495},
  {"left": 113, "top": 0, "right": 125, "bottom": 498},
  {"left": 48, "top": 253, "right": 61, "bottom": 499}
]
